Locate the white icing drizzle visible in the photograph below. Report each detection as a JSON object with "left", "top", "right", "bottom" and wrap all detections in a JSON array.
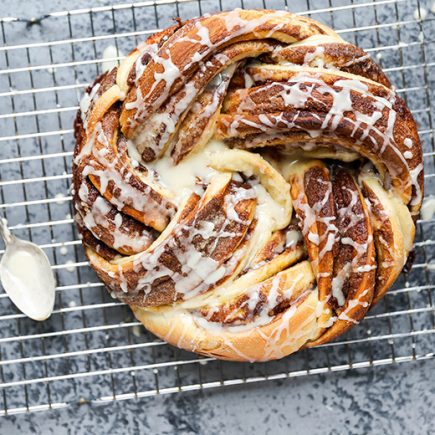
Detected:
[
  {"left": 303, "top": 45, "right": 326, "bottom": 67},
  {"left": 79, "top": 83, "right": 100, "bottom": 129},
  {"left": 225, "top": 69, "right": 420, "bottom": 209},
  {"left": 132, "top": 62, "right": 236, "bottom": 160},
  {"left": 404, "top": 138, "right": 413, "bottom": 148},
  {"left": 126, "top": 10, "right": 299, "bottom": 127},
  {"left": 77, "top": 122, "right": 171, "bottom": 219},
  {"left": 198, "top": 272, "right": 307, "bottom": 332},
  {"left": 286, "top": 229, "right": 302, "bottom": 247},
  {"left": 74, "top": 10, "right": 423, "bottom": 361}
]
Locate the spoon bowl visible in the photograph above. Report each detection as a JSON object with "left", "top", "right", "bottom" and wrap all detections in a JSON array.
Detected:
[{"left": 0, "top": 220, "right": 55, "bottom": 321}]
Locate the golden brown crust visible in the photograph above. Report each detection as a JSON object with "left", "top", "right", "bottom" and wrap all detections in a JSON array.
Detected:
[
  {"left": 86, "top": 176, "right": 257, "bottom": 306},
  {"left": 264, "top": 42, "right": 391, "bottom": 88},
  {"left": 120, "top": 9, "right": 339, "bottom": 138},
  {"left": 217, "top": 69, "right": 423, "bottom": 211},
  {"left": 72, "top": 9, "right": 421, "bottom": 362},
  {"left": 287, "top": 160, "right": 335, "bottom": 329},
  {"left": 360, "top": 173, "right": 414, "bottom": 305},
  {"left": 132, "top": 261, "right": 320, "bottom": 362},
  {"left": 307, "top": 169, "right": 376, "bottom": 346}
]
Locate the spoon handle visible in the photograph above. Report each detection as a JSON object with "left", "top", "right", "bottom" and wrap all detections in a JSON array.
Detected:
[{"left": 0, "top": 218, "right": 15, "bottom": 245}]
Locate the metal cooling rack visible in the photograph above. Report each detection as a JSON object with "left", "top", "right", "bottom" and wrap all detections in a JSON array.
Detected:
[{"left": 0, "top": 0, "right": 434, "bottom": 416}]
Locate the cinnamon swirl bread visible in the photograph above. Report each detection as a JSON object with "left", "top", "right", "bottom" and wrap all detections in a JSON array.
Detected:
[{"left": 73, "top": 9, "right": 423, "bottom": 361}]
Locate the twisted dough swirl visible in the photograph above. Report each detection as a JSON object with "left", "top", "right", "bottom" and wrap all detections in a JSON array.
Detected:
[{"left": 73, "top": 9, "right": 424, "bottom": 361}]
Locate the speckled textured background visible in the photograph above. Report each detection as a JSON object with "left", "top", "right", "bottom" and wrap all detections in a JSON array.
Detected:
[
  {"left": 0, "top": 0, "right": 434, "bottom": 433},
  {"left": 1, "top": 361, "right": 434, "bottom": 434}
]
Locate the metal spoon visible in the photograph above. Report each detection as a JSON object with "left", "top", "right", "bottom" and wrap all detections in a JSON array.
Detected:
[{"left": 0, "top": 218, "right": 55, "bottom": 321}]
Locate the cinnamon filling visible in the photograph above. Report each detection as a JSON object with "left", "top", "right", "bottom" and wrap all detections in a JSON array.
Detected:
[{"left": 72, "top": 9, "right": 422, "bottom": 361}]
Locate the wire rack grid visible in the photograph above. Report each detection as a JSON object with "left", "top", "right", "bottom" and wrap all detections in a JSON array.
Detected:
[{"left": 0, "top": 0, "right": 434, "bottom": 416}]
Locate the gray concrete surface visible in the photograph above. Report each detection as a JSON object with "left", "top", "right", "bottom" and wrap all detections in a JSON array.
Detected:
[
  {"left": 0, "top": 0, "right": 434, "bottom": 433},
  {"left": 1, "top": 360, "right": 434, "bottom": 434}
]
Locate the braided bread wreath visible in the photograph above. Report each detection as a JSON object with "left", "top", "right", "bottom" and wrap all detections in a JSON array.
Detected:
[{"left": 73, "top": 9, "right": 424, "bottom": 362}]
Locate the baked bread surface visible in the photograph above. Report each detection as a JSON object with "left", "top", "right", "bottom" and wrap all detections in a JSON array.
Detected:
[{"left": 73, "top": 9, "right": 423, "bottom": 361}]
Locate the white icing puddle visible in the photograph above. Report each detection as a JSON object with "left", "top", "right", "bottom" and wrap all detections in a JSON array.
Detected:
[
  {"left": 414, "top": 7, "right": 428, "bottom": 21},
  {"left": 141, "top": 139, "right": 227, "bottom": 202},
  {"left": 0, "top": 219, "right": 55, "bottom": 321},
  {"left": 102, "top": 45, "right": 124, "bottom": 72},
  {"left": 421, "top": 196, "right": 435, "bottom": 221}
]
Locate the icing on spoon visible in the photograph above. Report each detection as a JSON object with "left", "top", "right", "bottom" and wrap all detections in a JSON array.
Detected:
[{"left": 0, "top": 219, "right": 55, "bottom": 321}]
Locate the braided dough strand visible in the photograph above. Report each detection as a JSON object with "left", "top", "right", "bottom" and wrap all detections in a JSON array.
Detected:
[{"left": 73, "top": 9, "right": 423, "bottom": 362}]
